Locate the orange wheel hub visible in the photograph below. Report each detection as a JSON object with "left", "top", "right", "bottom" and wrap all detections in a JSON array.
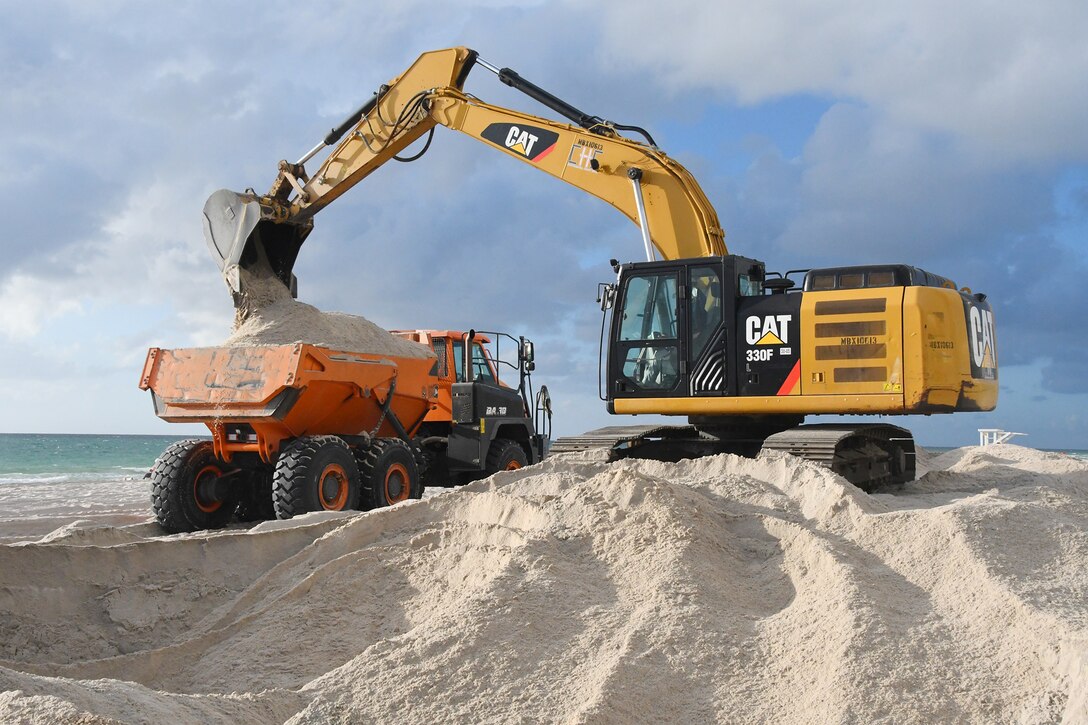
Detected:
[
  {"left": 384, "top": 462, "right": 410, "bottom": 504},
  {"left": 193, "top": 464, "right": 224, "bottom": 513},
  {"left": 318, "top": 464, "right": 350, "bottom": 510}
]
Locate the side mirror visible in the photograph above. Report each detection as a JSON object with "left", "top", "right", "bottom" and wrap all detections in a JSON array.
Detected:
[
  {"left": 522, "top": 339, "right": 535, "bottom": 363},
  {"left": 597, "top": 282, "right": 616, "bottom": 311}
]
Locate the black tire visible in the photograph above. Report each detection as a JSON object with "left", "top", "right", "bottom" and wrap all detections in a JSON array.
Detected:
[
  {"left": 272, "top": 436, "right": 361, "bottom": 520},
  {"left": 486, "top": 438, "right": 528, "bottom": 474},
  {"left": 356, "top": 438, "right": 422, "bottom": 510},
  {"left": 235, "top": 469, "right": 276, "bottom": 522},
  {"left": 150, "top": 439, "right": 238, "bottom": 534}
]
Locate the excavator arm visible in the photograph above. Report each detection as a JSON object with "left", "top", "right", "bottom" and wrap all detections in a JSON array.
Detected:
[{"left": 203, "top": 47, "right": 726, "bottom": 297}]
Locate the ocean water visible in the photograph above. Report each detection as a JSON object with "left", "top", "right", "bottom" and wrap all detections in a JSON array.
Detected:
[
  {"left": 0, "top": 433, "right": 201, "bottom": 486},
  {"left": 0, "top": 433, "right": 1084, "bottom": 487},
  {"left": 923, "top": 445, "right": 1088, "bottom": 462}
]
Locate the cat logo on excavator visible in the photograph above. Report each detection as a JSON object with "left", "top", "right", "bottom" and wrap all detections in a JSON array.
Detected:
[
  {"left": 481, "top": 123, "right": 559, "bottom": 162},
  {"left": 745, "top": 314, "right": 792, "bottom": 346}
]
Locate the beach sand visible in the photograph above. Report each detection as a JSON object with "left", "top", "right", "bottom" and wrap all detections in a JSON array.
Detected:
[{"left": 0, "top": 444, "right": 1085, "bottom": 723}]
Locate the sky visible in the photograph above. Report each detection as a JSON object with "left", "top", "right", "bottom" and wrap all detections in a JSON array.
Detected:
[{"left": 1, "top": 0, "right": 1087, "bottom": 448}]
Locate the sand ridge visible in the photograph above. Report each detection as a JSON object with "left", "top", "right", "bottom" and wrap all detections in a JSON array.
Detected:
[{"left": 0, "top": 444, "right": 1085, "bottom": 723}]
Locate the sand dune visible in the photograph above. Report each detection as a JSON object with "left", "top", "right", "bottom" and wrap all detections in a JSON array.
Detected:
[{"left": 1, "top": 445, "right": 1085, "bottom": 723}]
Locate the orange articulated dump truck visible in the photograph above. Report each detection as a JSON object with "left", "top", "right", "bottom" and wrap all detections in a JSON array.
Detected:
[{"left": 140, "top": 331, "right": 550, "bottom": 534}]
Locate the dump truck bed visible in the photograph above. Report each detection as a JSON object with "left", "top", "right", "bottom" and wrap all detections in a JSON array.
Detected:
[{"left": 140, "top": 343, "right": 439, "bottom": 462}]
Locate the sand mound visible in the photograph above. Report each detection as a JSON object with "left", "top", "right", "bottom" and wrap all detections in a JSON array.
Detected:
[
  {"left": 1, "top": 445, "right": 1086, "bottom": 723},
  {"left": 224, "top": 262, "right": 432, "bottom": 359}
]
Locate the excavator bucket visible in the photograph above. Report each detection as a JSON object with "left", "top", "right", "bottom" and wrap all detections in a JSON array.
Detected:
[{"left": 202, "top": 189, "right": 307, "bottom": 299}]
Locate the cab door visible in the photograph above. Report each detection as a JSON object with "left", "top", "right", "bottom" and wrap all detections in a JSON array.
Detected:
[
  {"left": 611, "top": 269, "right": 685, "bottom": 397},
  {"left": 687, "top": 264, "right": 728, "bottom": 396}
]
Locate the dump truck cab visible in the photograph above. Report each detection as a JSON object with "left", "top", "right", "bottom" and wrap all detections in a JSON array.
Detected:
[{"left": 393, "top": 329, "right": 552, "bottom": 485}]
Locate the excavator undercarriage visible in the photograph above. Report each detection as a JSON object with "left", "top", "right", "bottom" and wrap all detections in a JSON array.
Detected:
[{"left": 550, "top": 421, "right": 916, "bottom": 491}]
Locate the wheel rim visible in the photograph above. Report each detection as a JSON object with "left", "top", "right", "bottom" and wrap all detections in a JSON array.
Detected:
[
  {"left": 318, "top": 464, "right": 350, "bottom": 510},
  {"left": 193, "top": 464, "right": 224, "bottom": 513},
  {"left": 505, "top": 459, "right": 522, "bottom": 471},
  {"left": 384, "top": 462, "right": 410, "bottom": 504}
]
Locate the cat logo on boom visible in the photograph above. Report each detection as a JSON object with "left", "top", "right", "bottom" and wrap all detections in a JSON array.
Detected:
[
  {"left": 481, "top": 123, "right": 559, "bottom": 163},
  {"left": 745, "top": 314, "right": 792, "bottom": 346}
]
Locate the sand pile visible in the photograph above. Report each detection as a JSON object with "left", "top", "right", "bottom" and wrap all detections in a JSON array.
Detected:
[
  {"left": 1, "top": 445, "right": 1085, "bottom": 723},
  {"left": 224, "top": 261, "right": 432, "bottom": 359}
]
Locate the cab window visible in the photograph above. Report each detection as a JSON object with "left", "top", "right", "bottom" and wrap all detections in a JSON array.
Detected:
[
  {"left": 451, "top": 340, "right": 497, "bottom": 384},
  {"left": 618, "top": 273, "right": 680, "bottom": 391},
  {"left": 430, "top": 337, "right": 449, "bottom": 378},
  {"left": 619, "top": 274, "right": 678, "bottom": 341},
  {"left": 690, "top": 266, "right": 722, "bottom": 359},
  {"left": 470, "top": 343, "right": 496, "bottom": 384},
  {"left": 738, "top": 274, "right": 763, "bottom": 297}
]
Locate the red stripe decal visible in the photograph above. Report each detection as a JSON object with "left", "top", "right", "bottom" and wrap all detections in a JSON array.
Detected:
[
  {"left": 531, "top": 143, "right": 556, "bottom": 161},
  {"left": 777, "top": 360, "right": 801, "bottom": 396}
]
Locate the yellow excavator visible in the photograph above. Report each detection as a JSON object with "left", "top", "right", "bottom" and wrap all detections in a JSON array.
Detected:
[{"left": 203, "top": 47, "right": 998, "bottom": 489}]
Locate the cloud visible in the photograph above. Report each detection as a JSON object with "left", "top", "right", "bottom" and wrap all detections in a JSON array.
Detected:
[
  {"left": 593, "top": 0, "right": 1088, "bottom": 163},
  {"left": 0, "top": 274, "right": 83, "bottom": 339},
  {"left": 713, "top": 102, "right": 1088, "bottom": 394},
  {"left": 2, "top": 0, "right": 1087, "bottom": 440}
]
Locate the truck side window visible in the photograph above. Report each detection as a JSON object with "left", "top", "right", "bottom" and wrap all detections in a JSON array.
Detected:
[
  {"left": 450, "top": 340, "right": 497, "bottom": 384},
  {"left": 471, "top": 343, "right": 497, "bottom": 384},
  {"left": 452, "top": 340, "right": 465, "bottom": 382},
  {"left": 431, "top": 337, "right": 449, "bottom": 378}
]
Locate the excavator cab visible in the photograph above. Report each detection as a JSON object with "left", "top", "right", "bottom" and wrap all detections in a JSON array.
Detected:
[
  {"left": 608, "top": 255, "right": 771, "bottom": 401},
  {"left": 606, "top": 254, "right": 997, "bottom": 413}
]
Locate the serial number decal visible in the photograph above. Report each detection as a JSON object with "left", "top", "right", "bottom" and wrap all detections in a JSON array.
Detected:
[
  {"left": 929, "top": 340, "right": 954, "bottom": 350},
  {"left": 840, "top": 336, "right": 878, "bottom": 346},
  {"left": 567, "top": 138, "right": 604, "bottom": 171}
]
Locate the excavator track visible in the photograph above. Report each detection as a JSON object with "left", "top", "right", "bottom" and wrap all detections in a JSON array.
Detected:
[
  {"left": 550, "top": 422, "right": 915, "bottom": 490},
  {"left": 548, "top": 425, "right": 727, "bottom": 462},
  {"left": 762, "top": 424, "right": 915, "bottom": 490}
]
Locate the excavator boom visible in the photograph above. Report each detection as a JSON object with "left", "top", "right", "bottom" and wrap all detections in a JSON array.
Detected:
[{"left": 202, "top": 47, "right": 726, "bottom": 297}]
